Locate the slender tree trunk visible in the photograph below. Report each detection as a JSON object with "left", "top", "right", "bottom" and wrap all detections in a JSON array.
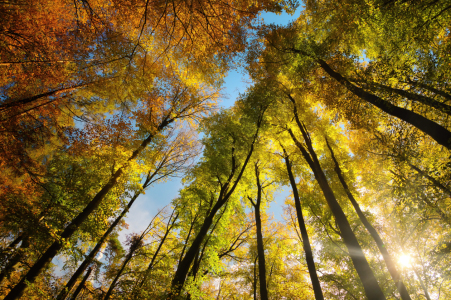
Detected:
[
  {"left": 58, "top": 164, "right": 165, "bottom": 300},
  {"left": 288, "top": 127, "right": 385, "bottom": 300},
  {"left": 389, "top": 170, "right": 451, "bottom": 225},
  {"left": 170, "top": 203, "right": 221, "bottom": 298},
  {"left": 189, "top": 240, "right": 205, "bottom": 280},
  {"left": 253, "top": 255, "right": 258, "bottom": 300},
  {"left": 290, "top": 48, "right": 451, "bottom": 149},
  {"left": 0, "top": 82, "right": 90, "bottom": 111},
  {"left": 185, "top": 204, "right": 231, "bottom": 300},
  {"left": 282, "top": 147, "right": 324, "bottom": 300},
  {"left": 285, "top": 94, "right": 386, "bottom": 300},
  {"left": 185, "top": 250, "right": 201, "bottom": 300},
  {"left": 216, "top": 279, "right": 222, "bottom": 300},
  {"left": 248, "top": 163, "right": 269, "bottom": 300},
  {"left": 172, "top": 189, "right": 237, "bottom": 298},
  {"left": 397, "top": 242, "right": 431, "bottom": 300},
  {"left": 4, "top": 117, "right": 173, "bottom": 300},
  {"left": 406, "top": 79, "right": 451, "bottom": 102},
  {"left": 70, "top": 267, "right": 93, "bottom": 300},
  {"left": 254, "top": 193, "right": 269, "bottom": 300},
  {"left": 192, "top": 250, "right": 201, "bottom": 279},
  {"left": 0, "top": 236, "right": 29, "bottom": 286},
  {"left": 412, "top": 267, "right": 431, "bottom": 300},
  {"left": 0, "top": 77, "right": 117, "bottom": 112},
  {"left": 136, "top": 211, "right": 179, "bottom": 290},
  {"left": 104, "top": 250, "right": 135, "bottom": 300},
  {"left": 56, "top": 192, "right": 141, "bottom": 300},
  {"left": 406, "top": 162, "right": 451, "bottom": 197},
  {"left": 1, "top": 208, "right": 56, "bottom": 286},
  {"left": 176, "top": 213, "right": 197, "bottom": 267},
  {"left": 418, "top": 193, "right": 451, "bottom": 224},
  {"left": 354, "top": 80, "right": 451, "bottom": 115},
  {"left": 325, "top": 139, "right": 412, "bottom": 300},
  {"left": 316, "top": 58, "right": 451, "bottom": 149}
]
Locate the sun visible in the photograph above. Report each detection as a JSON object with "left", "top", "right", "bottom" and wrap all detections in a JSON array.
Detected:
[{"left": 398, "top": 254, "right": 411, "bottom": 267}]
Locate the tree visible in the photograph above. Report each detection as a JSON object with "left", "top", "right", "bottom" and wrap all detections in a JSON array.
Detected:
[
  {"left": 246, "top": 162, "right": 272, "bottom": 300},
  {"left": 104, "top": 207, "right": 178, "bottom": 300},
  {"left": 325, "top": 138, "right": 412, "bottom": 300},
  {"left": 169, "top": 96, "right": 269, "bottom": 297},
  {"left": 281, "top": 144, "right": 325, "bottom": 300},
  {"left": 56, "top": 128, "right": 198, "bottom": 299}
]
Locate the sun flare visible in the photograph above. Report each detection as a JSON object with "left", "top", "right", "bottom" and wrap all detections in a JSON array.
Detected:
[{"left": 398, "top": 254, "right": 411, "bottom": 267}]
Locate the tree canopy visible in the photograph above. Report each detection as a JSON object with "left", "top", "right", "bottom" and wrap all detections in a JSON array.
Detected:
[{"left": 1, "top": 0, "right": 450, "bottom": 299}]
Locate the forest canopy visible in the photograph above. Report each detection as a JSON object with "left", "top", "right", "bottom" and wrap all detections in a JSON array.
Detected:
[{"left": 0, "top": 0, "right": 450, "bottom": 299}]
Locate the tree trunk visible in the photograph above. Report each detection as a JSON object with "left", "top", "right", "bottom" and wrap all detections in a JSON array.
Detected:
[
  {"left": 0, "top": 81, "right": 91, "bottom": 111},
  {"left": 406, "top": 162, "right": 451, "bottom": 197},
  {"left": 70, "top": 267, "right": 92, "bottom": 300},
  {"left": 56, "top": 192, "right": 141, "bottom": 300},
  {"left": 254, "top": 201, "right": 269, "bottom": 300},
  {"left": 176, "top": 213, "right": 198, "bottom": 267},
  {"left": 290, "top": 48, "right": 451, "bottom": 149},
  {"left": 325, "top": 139, "right": 412, "bottom": 300},
  {"left": 285, "top": 95, "right": 386, "bottom": 300},
  {"left": 104, "top": 250, "right": 135, "bottom": 300},
  {"left": 4, "top": 117, "right": 173, "bottom": 300},
  {"left": 418, "top": 193, "right": 451, "bottom": 225},
  {"left": 185, "top": 250, "right": 202, "bottom": 300},
  {"left": 282, "top": 147, "right": 324, "bottom": 300},
  {"left": 253, "top": 255, "right": 258, "bottom": 300},
  {"left": 170, "top": 203, "right": 221, "bottom": 298},
  {"left": 315, "top": 58, "right": 451, "bottom": 149},
  {"left": 248, "top": 164, "right": 269, "bottom": 300},
  {"left": 389, "top": 170, "right": 451, "bottom": 225},
  {"left": 0, "top": 236, "right": 29, "bottom": 286},
  {"left": 0, "top": 77, "right": 117, "bottom": 112},
  {"left": 185, "top": 205, "right": 231, "bottom": 300},
  {"left": 354, "top": 80, "right": 451, "bottom": 116},
  {"left": 406, "top": 79, "right": 451, "bottom": 102},
  {"left": 57, "top": 164, "right": 164, "bottom": 300},
  {"left": 412, "top": 267, "right": 431, "bottom": 300},
  {"left": 136, "top": 211, "right": 179, "bottom": 290}
]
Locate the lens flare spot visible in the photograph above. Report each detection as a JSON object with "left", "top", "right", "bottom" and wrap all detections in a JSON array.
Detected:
[{"left": 398, "top": 254, "right": 410, "bottom": 267}]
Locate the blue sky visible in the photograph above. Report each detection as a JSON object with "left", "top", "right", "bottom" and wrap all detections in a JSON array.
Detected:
[{"left": 121, "top": 9, "right": 302, "bottom": 241}]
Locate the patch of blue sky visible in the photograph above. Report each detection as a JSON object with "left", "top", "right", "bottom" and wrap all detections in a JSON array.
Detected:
[
  {"left": 260, "top": 7, "right": 302, "bottom": 27},
  {"left": 358, "top": 49, "right": 370, "bottom": 64}
]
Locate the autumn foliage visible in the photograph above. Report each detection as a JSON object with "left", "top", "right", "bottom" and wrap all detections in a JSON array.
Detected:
[{"left": 1, "top": 0, "right": 451, "bottom": 299}]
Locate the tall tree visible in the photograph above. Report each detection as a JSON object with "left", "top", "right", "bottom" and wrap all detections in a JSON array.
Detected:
[
  {"left": 281, "top": 145, "right": 325, "bottom": 300},
  {"left": 283, "top": 94, "right": 386, "bottom": 300},
  {"left": 246, "top": 162, "right": 270, "bottom": 300},
  {"left": 169, "top": 100, "right": 268, "bottom": 297},
  {"left": 325, "top": 138, "right": 412, "bottom": 300},
  {"left": 56, "top": 128, "right": 198, "bottom": 299},
  {"left": 104, "top": 208, "right": 179, "bottom": 300}
]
